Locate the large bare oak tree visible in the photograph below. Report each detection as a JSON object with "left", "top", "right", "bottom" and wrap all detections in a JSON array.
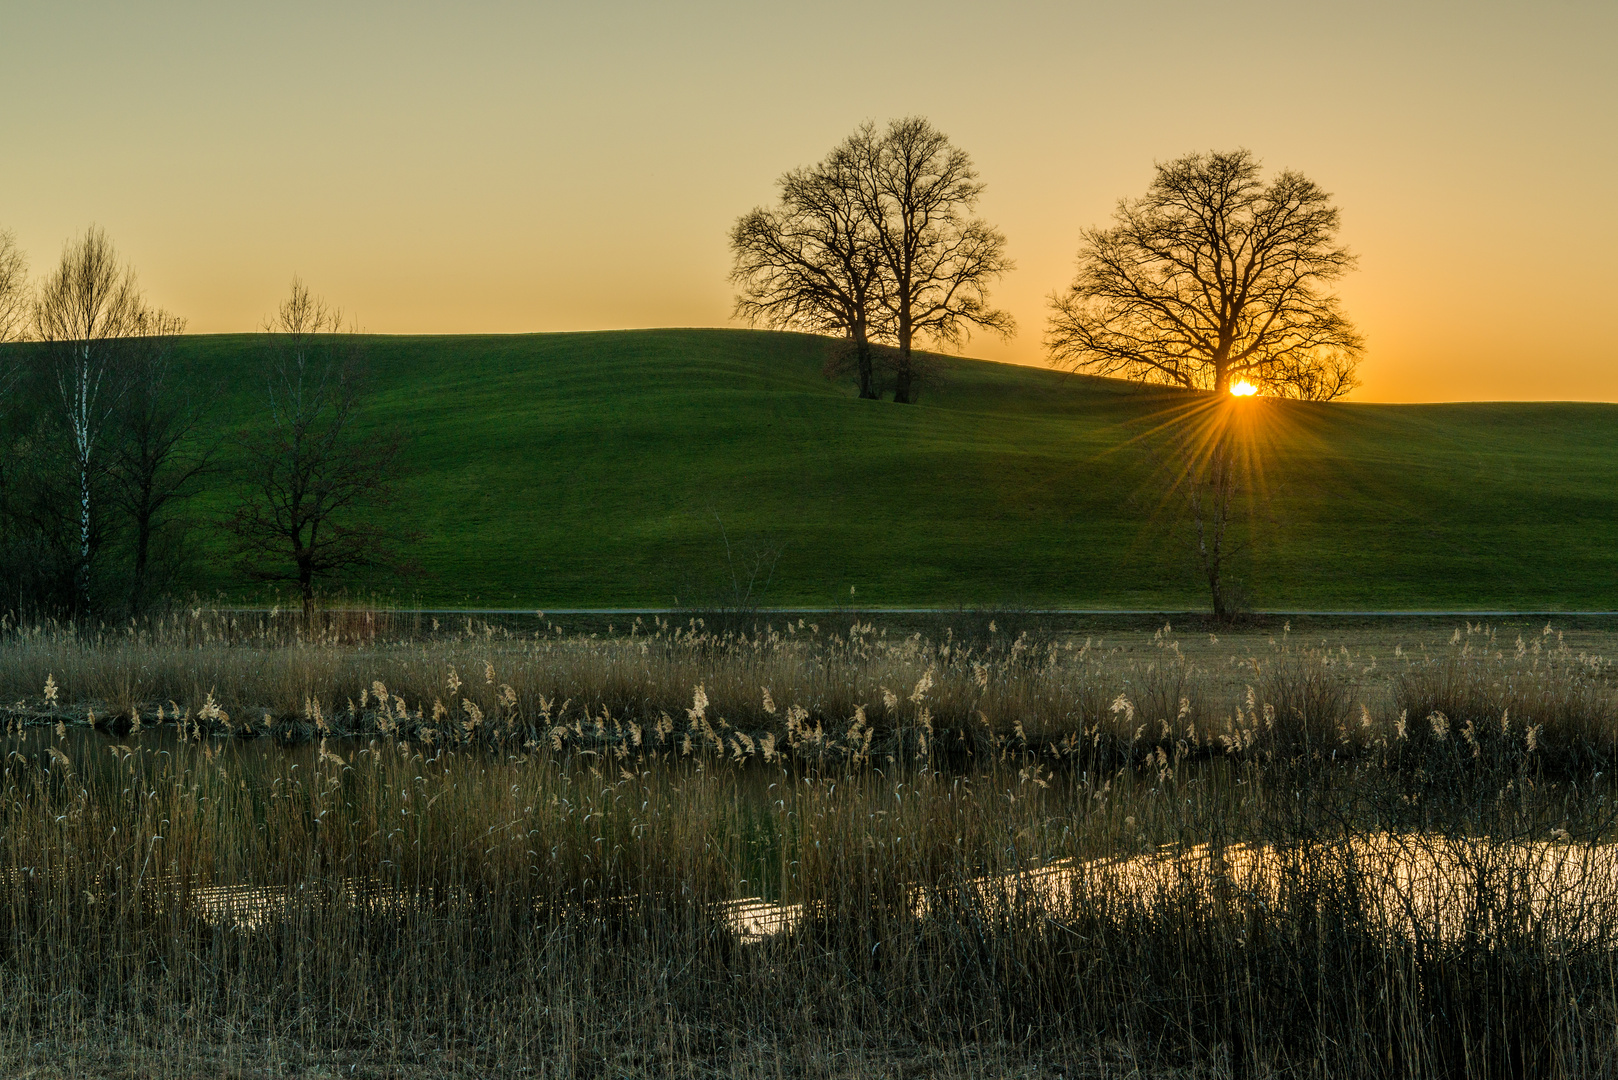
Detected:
[
  {"left": 856, "top": 118, "right": 1014, "bottom": 404},
  {"left": 731, "top": 142, "right": 887, "bottom": 399},
  {"left": 731, "top": 118, "right": 1013, "bottom": 404},
  {"left": 227, "top": 280, "right": 408, "bottom": 620},
  {"left": 1047, "top": 149, "right": 1362, "bottom": 398}
]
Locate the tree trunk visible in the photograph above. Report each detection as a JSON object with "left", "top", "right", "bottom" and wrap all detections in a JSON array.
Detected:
[
  {"left": 1188, "top": 436, "right": 1233, "bottom": 619},
  {"left": 299, "top": 561, "right": 315, "bottom": 624},
  {"left": 77, "top": 463, "right": 92, "bottom": 613},
  {"left": 131, "top": 503, "right": 152, "bottom": 613},
  {"left": 855, "top": 333, "right": 877, "bottom": 400},
  {"left": 1213, "top": 340, "right": 1233, "bottom": 395},
  {"left": 892, "top": 343, "right": 914, "bottom": 404},
  {"left": 893, "top": 300, "right": 916, "bottom": 403}
]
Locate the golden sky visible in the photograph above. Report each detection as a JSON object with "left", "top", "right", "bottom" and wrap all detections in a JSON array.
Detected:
[{"left": 3, "top": 0, "right": 1613, "bottom": 401}]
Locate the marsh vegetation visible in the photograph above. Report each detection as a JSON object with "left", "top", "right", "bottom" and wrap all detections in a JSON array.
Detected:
[{"left": 3, "top": 612, "right": 1618, "bottom": 1077}]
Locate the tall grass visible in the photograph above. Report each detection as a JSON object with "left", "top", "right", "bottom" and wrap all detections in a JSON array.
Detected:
[
  {"left": 2, "top": 612, "right": 1618, "bottom": 1076},
  {"left": 0, "top": 609, "right": 1202, "bottom": 759}
]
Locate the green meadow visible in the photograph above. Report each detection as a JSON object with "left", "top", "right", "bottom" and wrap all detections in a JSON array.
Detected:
[{"left": 175, "top": 328, "right": 1618, "bottom": 611}]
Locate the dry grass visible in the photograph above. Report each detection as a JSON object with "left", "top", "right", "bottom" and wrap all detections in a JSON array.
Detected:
[{"left": 3, "top": 611, "right": 1618, "bottom": 1077}]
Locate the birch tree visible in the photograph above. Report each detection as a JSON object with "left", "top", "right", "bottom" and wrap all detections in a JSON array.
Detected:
[{"left": 32, "top": 227, "right": 143, "bottom": 611}]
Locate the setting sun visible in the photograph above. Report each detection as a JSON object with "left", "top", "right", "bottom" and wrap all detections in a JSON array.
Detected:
[{"left": 1230, "top": 380, "right": 1258, "bottom": 397}]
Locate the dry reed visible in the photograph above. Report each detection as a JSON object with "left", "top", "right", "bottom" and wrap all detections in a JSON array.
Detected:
[{"left": 2, "top": 611, "right": 1617, "bottom": 1077}]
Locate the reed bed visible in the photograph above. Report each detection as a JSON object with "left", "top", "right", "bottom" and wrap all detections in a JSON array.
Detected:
[{"left": 2, "top": 612, "right": 1617, "bottom": 1077}]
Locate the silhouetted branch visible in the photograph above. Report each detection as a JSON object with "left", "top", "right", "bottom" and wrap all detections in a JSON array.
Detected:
[
  {"left": 1048, "top": 150, "right": 1362, "bottom": 400},
  {"left": 226, "top": 279, "right": 415, "bottom": 619}
]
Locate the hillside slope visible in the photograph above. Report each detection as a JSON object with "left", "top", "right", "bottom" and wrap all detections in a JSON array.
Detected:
[{"left": 170, "top": 328, "right": 1618, "bottom": 610}]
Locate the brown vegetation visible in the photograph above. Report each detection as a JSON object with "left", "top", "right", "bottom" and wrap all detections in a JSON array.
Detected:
[{"left": 2, "top": 614, "right": 1616, "bottom": 1077}]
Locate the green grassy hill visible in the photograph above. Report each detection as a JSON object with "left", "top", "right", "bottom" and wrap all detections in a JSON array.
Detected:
[{"left": 170, "top": 328, "right": 1618, "bottom": 611}]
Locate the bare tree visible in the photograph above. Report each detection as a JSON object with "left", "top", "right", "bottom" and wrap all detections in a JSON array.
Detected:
[
  {"left": 731, "top": 141, "right": 888, "bottom": 399},
  {"left": 1047, "top": 149, "right": 1363, "bottom": 398},
  {"left": 0, "top": 228, "right": 28, "bottom": 426},
  {"left": 31, "top": 226, "right": 144, "bottom": 611},
  {"left": 1167, "top": 403, "right": 1253, "bottom": 619},
  {"left": 854, "top": 118, "right": 1014, "bottom": 404},
  {"left": 110, "top": 307, "right": 215, "bottom": 610},
  {"left": 0, "top": 230, "right": 39, "bottom": 607},
  {"left": 0, "top": 228, "right": 28, "bottom": 346},
  {"left": 227, "top": 279, "right": 409, "bottom": 620}
]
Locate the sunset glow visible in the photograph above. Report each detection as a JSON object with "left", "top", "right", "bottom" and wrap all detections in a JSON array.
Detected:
[
  {"left": 0, "top": 2, "right": 1612, "bottom": 401},
  {"left": 1230, "top": 381, "right": 1258, "bottom": 397}
]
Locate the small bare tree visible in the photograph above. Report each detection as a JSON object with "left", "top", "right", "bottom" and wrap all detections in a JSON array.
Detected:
[
  {"left": 731, "top": 141, "right": 888, "bottom": 399},
  {"left": 0, "top": 229, "right": 29, "bottom": 433},
  {"left": 31, "top": 227, "right": 144, "bottom": 611},
  {"left": 110, "top": 307, "right": 215, "bottom": 610},
  {"left": 0, "top": 228, "right": 28, "bottom": 347},
  {"left": 1140, "top": 391, "right": 1280, "bottom": 620},
  {"left": 227, "top": 279, "right": 409, "bottom": 620},
  {"left": 1175, "top": 406, "right": 1245, "bottom": 619},
  {"left": 0, "top": 229, "right": 35, "bottom": 605},
  {"left": 1048, "top": 149, "right": 1363, "bottom": 398},
  {"left": 854, "top": 118, "right": 1014, "bottom": 404}
]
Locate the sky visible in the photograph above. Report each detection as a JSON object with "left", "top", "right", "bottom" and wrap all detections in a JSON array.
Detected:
[{"left": 1, "top": 0, "right": 1613, "bottom": 402}]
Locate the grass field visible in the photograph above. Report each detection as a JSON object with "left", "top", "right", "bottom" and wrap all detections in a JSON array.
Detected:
[{"left": 164, "top": 328, "right": 1618, "bottom": 610}]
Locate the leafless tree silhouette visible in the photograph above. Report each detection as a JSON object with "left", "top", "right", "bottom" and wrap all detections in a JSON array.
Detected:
[
  {"left": 1048, "top": 149, "right": 1362, "bottom": 398},
  {"left": 733, "top": 118, "right": 1014, "bottom": 404},
  {"left": 731, "top": 142, "right": 887, "bottom": 399},
  {"left": 227, "top": 280, "right": 410, "bottom": 620},
  {"left": 855, "top": 118, "right": 1015, "bottom": 404},
  {"left": 110, "top": 307, "right": 215, "bottom": 610},
  {"left": 0, "top": 229, "right": 28, "bottom": 346},
  {"left": 0, "top": 229, "right": 29, "bottom": 413},
  {"left": 1173, "top": 406, "right": 1249, "bottom": 619}
]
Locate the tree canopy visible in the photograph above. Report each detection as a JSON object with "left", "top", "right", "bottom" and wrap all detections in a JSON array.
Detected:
[
  {"left": 731, "top": 118, "right": 1013, "bottom": 403},
  {"left": 1047, "top": 149, "right": 1362, "bottom": 399},
  {"left": 731, "top": 142, "right": 886, "bottom": 398}
]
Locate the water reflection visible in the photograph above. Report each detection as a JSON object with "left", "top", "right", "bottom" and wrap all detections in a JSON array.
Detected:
[{"left": 11, "top": 727, "right": 1615, "bottom": 948}]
